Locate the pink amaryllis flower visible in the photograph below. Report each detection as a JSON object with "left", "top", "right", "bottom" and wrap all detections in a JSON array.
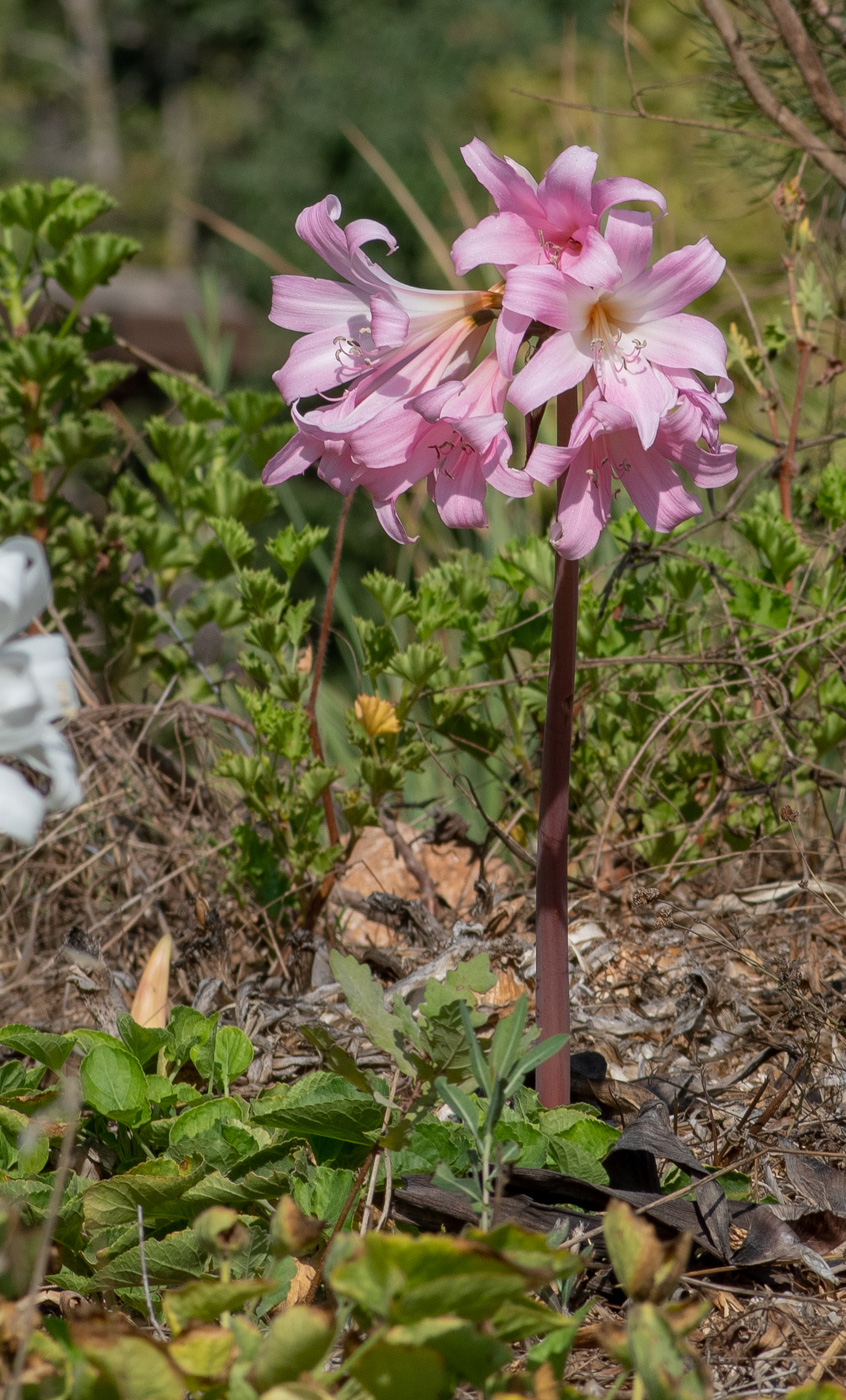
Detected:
[
  {"left": 270, "top": 194, "right": 500, "bottom": 401},
  {"left": 501, "top": 209, "right": 728, "bottom": 449},
  {"left": 526, "top": 378, "right": 738, "bottom": 559},
  {"left": 265, "top": 343, "right": 531, "bottom": 544},
  {"left": 452, "top": 138, "right": 665, "bottom": 283}
]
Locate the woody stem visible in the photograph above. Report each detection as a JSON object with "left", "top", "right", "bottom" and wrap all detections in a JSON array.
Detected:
[{"left": 534, "top": 388, "right": 579, "bottom": 1108}]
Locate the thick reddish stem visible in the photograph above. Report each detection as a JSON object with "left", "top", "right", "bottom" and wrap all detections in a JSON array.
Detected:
[{"left": 535, "top": 388, "right": 579, "bottom": 1107}]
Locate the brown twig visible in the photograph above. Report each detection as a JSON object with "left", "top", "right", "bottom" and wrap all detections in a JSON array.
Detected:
[
  {"left": 697, "top": 0, "right": 846, "bottom": 190},
  {"left": 765, "top": 0, "right": 846, "bottom": 143},
  {"left": 172, "top": 194, "right": 301, "bottom": 275},
  {"left": 378, "top": 804, "right": 438, "bottom": 915},
  {"left": 304, "top": 1153, "right": 374, "bottom": 1305},
  {"left": 511, "top": 86, "right": 828, "bottom": 150},
  {"left": 780, "top": 336, "right": 813, "bottom": 523},
  {"left": 343, "top": 124, "right": 463, "bottom": 289}
]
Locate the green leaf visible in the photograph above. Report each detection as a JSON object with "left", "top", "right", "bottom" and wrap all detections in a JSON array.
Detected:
[
  {"left": 226, "top": 388, "right": 285, "bottom": 434},
  {"left": 547, "top": 1136, "right": 609, "bottom": 1186},
  {"left": 116, "top": 1014, "right": 169, "bottom": 1068},
  {"left": 0, "top": 178, "right": 76, "bottom": 233},
  {"left": 165, "top": 1006, "right": 217, "bottom": 1071},
  {"left": 43, "top": 185, "right": 117, "bottom": 249},
  {"left": 0, "top": 1024, "right": 73, "bottom": 1073},
  {"left": 329, "top": 951, "right": 414, "bottom": 1074},
  {"left": 150, "top": 371, "right": 221, "bottom": 421},
  {"left": 167, "top": 1325, "right": 235, "bottom": 1381},
  {"left": 163, "top": 1278, "right": 276, "bottom": 1335},
  {"left": 253, "top": 1072, "right": 381, "bottom": 1144},
  {"left": 348, "top": 1339, "right": 445, "bottom": 1400},
  {"left": 75, "top": 1325, "right": 184, "bottom": 1400},
  {"left": 52, "top": 232, "right": 140, "bottom": 300},
  {"left": 249, "top": 1306, "right": 334, "bottom": 1390},
  {"left": 210, "top": 515, "right": 253, "bottom": 564},
  {"left": 191, "top": 1026, "right": 254, "bottom": 1094},
  {"left": 266, "top": 523, "right": 329, "bottom": 580},
  {"left": 79, "top": 1043, "right": 150, "bottom": 1127},
  {"left": 300, "top": 1025, "right": 375, "bottom": 1095},
  {"left": 488, "top": 996, "right": 529, "bottom": 1083},
  {"left": 433, "top": 1078, "right": 480, "bottom": 1138},
  {"left": 93, "top": 1227, "right": 207, "bottom": 1290},
  {"left": 388, "top": 642, "right": 445, "bottom": 689},
  {"left": 363, "top": 570, "right": 414, "bottom": 621},
  {"left": 83, "top": 1159, "right": 207, "bottom": 1230},
  {"left": 168, "top": 1096, "right": 245, "bottom": 1147}
]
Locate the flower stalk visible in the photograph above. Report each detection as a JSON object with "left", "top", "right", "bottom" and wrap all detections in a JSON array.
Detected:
[{"left": 535, "top": 388, "right": 579, "bottom": 1108}]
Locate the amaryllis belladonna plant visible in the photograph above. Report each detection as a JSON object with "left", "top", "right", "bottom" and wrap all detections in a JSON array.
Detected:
[{"left": 264, "top": 139, "right": 737, "bottom": 1105}]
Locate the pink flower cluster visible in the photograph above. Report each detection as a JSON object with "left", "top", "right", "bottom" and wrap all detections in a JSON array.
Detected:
[{"left": 264, "top": 141, "right": 737, "bottom": 558}]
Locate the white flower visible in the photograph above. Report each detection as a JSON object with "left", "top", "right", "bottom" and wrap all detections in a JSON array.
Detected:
[{"left": 0, "top": 537, "right": 82, "bottom": 844}]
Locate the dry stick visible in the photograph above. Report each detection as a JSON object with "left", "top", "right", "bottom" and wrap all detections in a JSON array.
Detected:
[
  {"left": 379, "top": 804, "right": 438, "bottom": 915},
  {"left": 780, "top": 336, "right": 813, "bottom": 522},
  {"left": 512, "top": 87, "right": 826, "bottom": 150},
  {"left": 137, "top": 1204, "right": 168, "bottom": 1340},
  {"left": 342, "top": 124, "right": 463, "bottom": 290},
  {"left": 304, "top": 1153, "right": 374, "bottom": 1305},
  {"left": 697, "top": 0, "right": 846, "bottom": 191},
  {"left": 535, "top": 388, "right": 579, "bottom": 1110},
  {"left": 172, "top": 194, "right": 301, "bottom": 275},
  {"left": 765, "top": 0, "right": 846, "bottom": 144},
  {"left": 623, "top": 0, "right": 647, "bottom": 115}
]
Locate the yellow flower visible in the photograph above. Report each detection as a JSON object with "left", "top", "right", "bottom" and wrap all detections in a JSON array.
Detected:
[{"left": 354, "top": 694, "right": 401, "bottom": 737}]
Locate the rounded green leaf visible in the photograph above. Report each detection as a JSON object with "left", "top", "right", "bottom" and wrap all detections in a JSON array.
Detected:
[{"left": 80, "top": 1043, "right": 150, "bottom": 1127}]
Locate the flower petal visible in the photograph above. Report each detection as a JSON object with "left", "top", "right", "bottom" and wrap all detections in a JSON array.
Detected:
[
  {"left": 538, "top": 145, "right": 598, "bottom": 232},
  {"left": 0, "top": 763, "right": 45, "bottom": 844},
  {"left": 641, "top": 314, "right": 729, "bottom": 378},
  {"left": 602, "top": 356, "right": 676, "bottom": 449},
  {"left": 592, "top": 175, "right": 667, "bottom": 219},
  {"left": 269, "top": 275, "right": 365, "bottom": 332},
  {"left": 496, "top": 306, "right": 531, "bottom": 377},
  {"left": 374, "top": 498, "right": 418, "bottom": 545},
  {"left": 434, "top": 454, "right": 488, "bottom": 529},
  {"left": 550, "top": 450, "right": 611, "bottom": 559},
  {"left": 619, "top": 238, "right": 725, "bottom": 322},
  {"left": 345, "top": 217, "right": 398, "bottom": 259},
  {"left": 674, "top": 438, "right": 738, "bottom": 488},
  {"left": 485, "top": 460, "right": 535, "bottom": 498},
  {"left": 558, "top": 226, "right": 622, "bottom": 287},
  {"left": 451, "top": 212, "right": 544, "bottom": 274},
  {"left": 502, "top": 264, "right": 590, "bottom": 331},
  {"left": 526, "top": 443, "right": 570, "bottom": 486},
  {"left": 508, "top": 332, "right": 592, "bottom": 415},
  {"left": 617, "top": 434, "right": 702, "bottom": 531},
  {"left": 459, "top": 138, "right": 542, "bottom": 218},
  {"left": 272, "top": 329, "right": 361, "bottom": 401},
  {"left": 603, "top": 209, "right": 653, "bottom": 282},
  {"left": 0, "top": 538, "right": 51, "bottom": 647},
  {"left": 263, "top": 431, "right": 320, "bottom": 485},
  {"left": 369, "top": 294, "right": 409, "bottom": 349}
]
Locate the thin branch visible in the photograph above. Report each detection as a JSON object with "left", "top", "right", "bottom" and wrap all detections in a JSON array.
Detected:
[
  {"left": 343, "top": 124, "right": 463, "bottom": 289},
  {"left": 765, "top": 0, "right": 846, "bottom": 141},
  {"left": 780, "top": 336, "right": 813, "bottom": 521},
  {"left": 512, "top": 86, "right": 825, "bottom": 149},
  {"left": 137, "top": 1204, "right": 168, "bottom": 1340},
  {"left": 425, "top": 132, "right": 478, "bottom": 230},
  {"left": 378, "top": 804, "right": 438, "bottom": 915},
  {"left": 172, "top": 194, "right": 301, "bottom": 275},
  {"left": 623, "top": 0, "right": 647, "bottom": 115},
  {"left": 697, "top": 0, "right": 846, "bottom": 190}
]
